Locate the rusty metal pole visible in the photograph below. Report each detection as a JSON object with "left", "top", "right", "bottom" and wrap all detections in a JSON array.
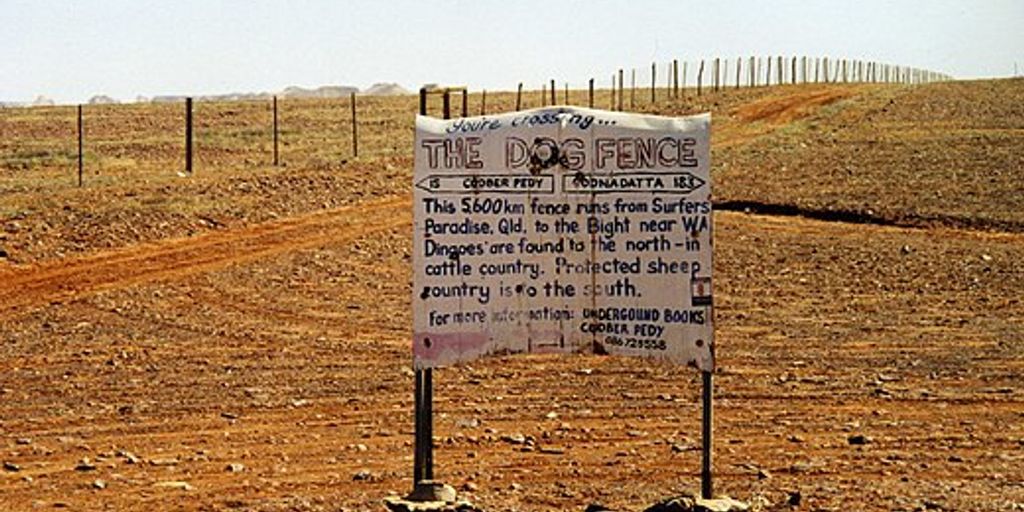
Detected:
[
  {"left": 77, "top": 104, "right": 83, "bottom": 187},
  {"left": 697, "top": 60, "right": 704, "bottom": 96},
  {"left": 673, "top": 59, "right": 679, "bottom": 97},
  {"left": 413, "top": 87, "right": 427, "bottom": 488},
  {"left": 185, "top": 97, "right": 193, "bottom": 175},
  {"left": 414, "top": 367, "right": 424, "bottom": 484},
  {"left": 272, "top": 96, "right": 280, "bottom": 165},
  {"left": 651, "top": 62, "right": 656, "bottom": 103},
  {"left": 421, "top": 90, "right": 449, "bottom": 484},
  {"left": 618, "top": 69, "right": 624, "bottom": 111},
  {"left": 424, "top": 365, "right": 434, "bottom": 481},
  {"left": 350, "top": 92, "right": 358, "bottom": 158}
]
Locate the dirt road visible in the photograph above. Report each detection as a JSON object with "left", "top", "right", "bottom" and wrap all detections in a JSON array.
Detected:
[{"left": 0, "top": 196, "right": 412, "bottom": 316}]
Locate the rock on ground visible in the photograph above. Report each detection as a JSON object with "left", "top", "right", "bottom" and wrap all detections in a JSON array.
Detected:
[{"left": 644, "top": 494, "right": 749, "bottom": 512}]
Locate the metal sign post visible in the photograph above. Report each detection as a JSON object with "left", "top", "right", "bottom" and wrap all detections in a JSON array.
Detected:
[
  {"left": 702, "top": 370, "right": 713, "bottom": 499},
  {"left": 412, "top": 86, "right": 459, "bottom": 493}
]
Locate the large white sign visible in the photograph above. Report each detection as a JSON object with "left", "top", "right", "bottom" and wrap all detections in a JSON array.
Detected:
[{"left": 413, "top": 107, "right": 713, "bottom": 371}]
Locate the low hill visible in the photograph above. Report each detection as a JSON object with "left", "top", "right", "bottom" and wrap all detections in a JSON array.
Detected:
[
  {"left": 363, "top": 82, "right": 412, "bottom": 96},
  {"left": 280, "top": 85, "right": 359, "bottom": 99},
  {"left": 88, "top": 95, "right": 119, "bottom": 105}
]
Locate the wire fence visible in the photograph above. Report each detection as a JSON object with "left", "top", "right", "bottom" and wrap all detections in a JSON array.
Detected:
[{"left": 0, "top": 56, "right": 951, "bottom": 191}]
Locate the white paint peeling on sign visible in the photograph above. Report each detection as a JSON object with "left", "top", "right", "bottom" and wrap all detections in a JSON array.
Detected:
[{"left": 413, "top": 107, "right": 713, "bottom": 371}]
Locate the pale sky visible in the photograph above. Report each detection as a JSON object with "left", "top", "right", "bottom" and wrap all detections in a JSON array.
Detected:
[{"left": 2, "top": 0, "right": 1022, "bottom": 104}]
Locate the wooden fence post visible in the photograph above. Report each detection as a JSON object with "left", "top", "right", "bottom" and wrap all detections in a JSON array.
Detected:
[
  {"left": 272, "top": 96, "right": 279, "bottom": 166},
  {"left": 461, "top": 89, "right": 468, "bottom": 117},
  {"left": 618, "top": 69, "right": 624, "bottom": 111},
  {"left": 713, "top": 58, "right": 720, "bottom": 92},
  {"left": 564, "top": 82, "right": 568, "bottom": 105},
  {"left": 185, "top": 97, "right": 193, "bottom": 175},
  {"left": 673, "top": 59, "right": 679, "bottom": 97},
  {"left": 550, "top": 79, "right": 556, "bottom": 105},
  {"left": 766, "top": 56, "right": 772, "bottom": 86},
  {"left": 792, "top": 57, "right": 797, "bottom": 84},
  {"left": 541, "top": 83, "right": 546, "bottom": 106},
  {"left": 588, "top": 78, "right": 594, "bottom": 108},
  {"left": 77, "top": 104, "right": 83, "bottom": 187},
  {"left": 777, "top": 56, "right": 783, "bottom": 85},
  {"left": 651, "top": 62, "right": 656, "bottom": 103},
  {"left": 735, "top": 58, "right": 741, "bottom": 89},
  {"left": 480, "top": 90, "right": 487, "bottom": 115},
  {"left": 697, "top": 60, "right": 705, "bottom": 95},
  {"left": 516, "top": 83, "right": 523, "bottom": 111},
  {"left": 350, "top": 92, "right": 358, "bottom": 158}
]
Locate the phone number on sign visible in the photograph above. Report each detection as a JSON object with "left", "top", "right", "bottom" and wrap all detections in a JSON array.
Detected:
[{"left": 604, "top": 336, "right": 667, "bottom": 351}]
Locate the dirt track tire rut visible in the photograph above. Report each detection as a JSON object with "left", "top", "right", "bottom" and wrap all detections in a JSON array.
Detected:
[{"left": 0, "top": 195, "right": 412, "bottom": 316}]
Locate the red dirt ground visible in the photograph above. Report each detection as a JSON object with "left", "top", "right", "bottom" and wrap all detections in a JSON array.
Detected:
[{"left": 1, "top": 80, "right": 1022, "bottom": 511}]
